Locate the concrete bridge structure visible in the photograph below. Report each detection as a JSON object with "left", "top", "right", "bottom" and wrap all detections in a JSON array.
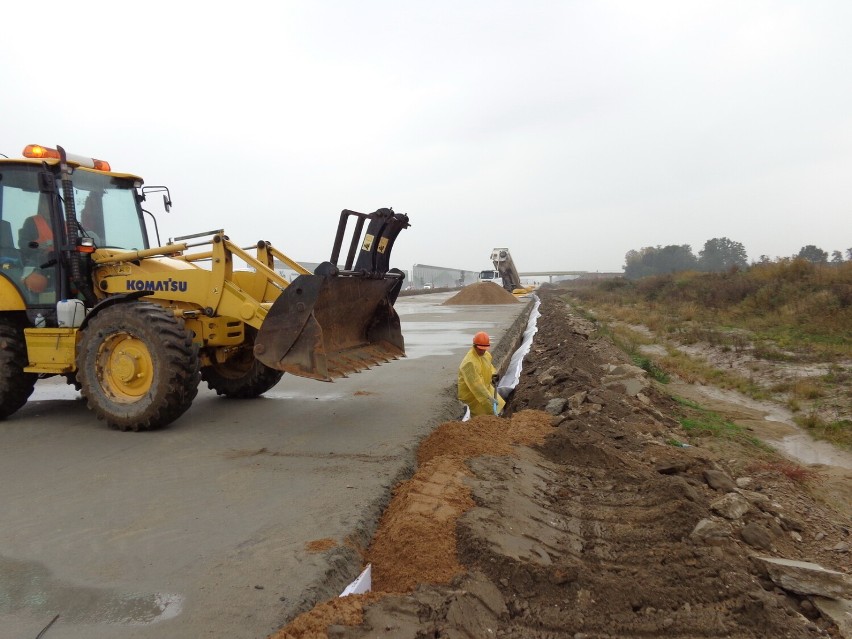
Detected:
[{"left": 518, "top": 271, "right": 624, "bottom": 283}]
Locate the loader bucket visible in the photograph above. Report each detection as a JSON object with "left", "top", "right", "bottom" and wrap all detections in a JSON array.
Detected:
[{"left": 253, "top": 273, "right": 404, "bottom": 381}]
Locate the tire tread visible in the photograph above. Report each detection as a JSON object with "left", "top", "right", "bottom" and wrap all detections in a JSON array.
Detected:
[
  {"left": 0, "top": 318, "right": 37, "bottom": 420},
  {"left": 77, "top": 302, "right": 200, "bottom": 431}
]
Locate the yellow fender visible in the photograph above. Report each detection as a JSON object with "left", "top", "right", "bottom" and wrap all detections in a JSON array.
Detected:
[{"left": 0, "top": 276, "right": 26, "bottom": 310}]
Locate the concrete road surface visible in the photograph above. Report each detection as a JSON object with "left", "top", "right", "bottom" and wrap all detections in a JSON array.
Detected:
[{"left": 0, "top": 291, "right": 531, "bottom": 639}]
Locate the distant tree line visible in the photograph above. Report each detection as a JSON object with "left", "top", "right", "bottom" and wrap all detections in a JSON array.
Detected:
[{"left": 623, "top": 238, "right": 852, "bottom": 280}]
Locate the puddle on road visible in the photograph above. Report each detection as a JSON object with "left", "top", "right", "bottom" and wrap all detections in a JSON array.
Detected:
[
  {"left": 396, "top": 304, "right": 456, "bottom": 316},
  {"left": 0, "top": 555, "right": 182, "bottom": 625},
  {"left": 400, "top": 321, "right": 500, "bottom": 359},
  {"left": 671, "top": 383, "right": 852, "bottom": 470},
  {"left": 395, "top": 293, "right": 456, "bottom": 315}
]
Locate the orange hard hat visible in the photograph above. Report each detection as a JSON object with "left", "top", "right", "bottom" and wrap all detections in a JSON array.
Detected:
[
  {"left": 473, "top": 331, "right": 491, "bottom": 348},
  {"left": 23, "top": 271, "right": 48, "bottom": 293}
]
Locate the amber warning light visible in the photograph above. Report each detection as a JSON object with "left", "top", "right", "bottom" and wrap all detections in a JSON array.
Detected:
[{"left": 22, "top": 144, "right": 111, "bottom": 172}]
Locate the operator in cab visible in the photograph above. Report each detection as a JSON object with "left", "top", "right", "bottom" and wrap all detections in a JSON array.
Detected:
[
  {"left": 458, "top": 331, "right": 506, "bottom": 417},
  {"left": 18, "top": 193, "right": 55, "bottom": 295}
]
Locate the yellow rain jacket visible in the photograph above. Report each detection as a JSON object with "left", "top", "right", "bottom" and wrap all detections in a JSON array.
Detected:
[{"left": 458, "top": 347, "right": 505, "bottom": 416}]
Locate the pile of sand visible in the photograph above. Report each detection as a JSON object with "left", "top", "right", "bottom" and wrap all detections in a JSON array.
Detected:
[{"left": 442, "top": 282, "right": 520, "bottom": 305}]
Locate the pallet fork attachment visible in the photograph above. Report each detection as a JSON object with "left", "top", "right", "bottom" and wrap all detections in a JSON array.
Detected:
[{"left": 254, "top": 208, "right": 410, "bottom": 381}]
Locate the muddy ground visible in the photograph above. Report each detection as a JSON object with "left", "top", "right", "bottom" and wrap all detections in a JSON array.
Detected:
[{"left": 271, "top": 284, "right": 851, "bottom": 639}]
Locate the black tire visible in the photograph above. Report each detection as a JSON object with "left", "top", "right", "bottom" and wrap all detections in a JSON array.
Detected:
[
  {"left": 0, "top": 317, "right": 37, "bottom": 420},
  {"left": 201, "top": 328, "right": 283, "bottom": 398},
  {"left": 77, "top": 302, "right": 200, "bottom": 431}
]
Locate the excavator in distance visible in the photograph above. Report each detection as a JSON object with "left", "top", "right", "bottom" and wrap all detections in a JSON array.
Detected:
[{"left": 0, "top": 144, "right": 410, "bottom": 431}]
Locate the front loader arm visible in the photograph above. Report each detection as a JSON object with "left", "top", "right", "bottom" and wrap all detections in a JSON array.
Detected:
[
  {"left": 92, "top": 232, "right": 304, "bottom": 326},
  {"left": 92, "top": 208, "right": 411, "bottom": 382}
]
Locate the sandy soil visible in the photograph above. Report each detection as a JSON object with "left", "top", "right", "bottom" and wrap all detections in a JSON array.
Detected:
[
  {"left": 269, "top": 284, "right": 851, "bottom": 639},
  {"left": 442, "top": 282, "right": 520, "bottom": 305}
]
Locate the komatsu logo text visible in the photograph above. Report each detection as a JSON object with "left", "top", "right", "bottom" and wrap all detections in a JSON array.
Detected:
[{"left": 126, "top": 279, "right": 188, "bottom": 293}]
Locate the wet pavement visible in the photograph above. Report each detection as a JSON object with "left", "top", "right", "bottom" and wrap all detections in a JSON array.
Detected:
[{"left": 0, "top": 291, "right": 530, "bottom": 639}]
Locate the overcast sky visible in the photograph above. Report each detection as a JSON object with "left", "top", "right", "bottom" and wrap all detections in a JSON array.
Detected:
[{"left": 3, "top": 1, "right": 850, "bottom": 274}]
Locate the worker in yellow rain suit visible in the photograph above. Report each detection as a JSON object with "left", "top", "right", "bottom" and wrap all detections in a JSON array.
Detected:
[{"left": 458, "top": 331, "right": 506, "bottom": 417}]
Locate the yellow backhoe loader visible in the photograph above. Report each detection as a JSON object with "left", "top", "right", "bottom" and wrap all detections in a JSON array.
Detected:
[{"left": 0, "top": 144, "right": 410, "bottom": 430}]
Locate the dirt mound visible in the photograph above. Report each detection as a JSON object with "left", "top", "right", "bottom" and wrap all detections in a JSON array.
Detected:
[
  {"left": 368, "top": 412, "right": 553, "bottom": 593},
  {"left": 270, "top": 287, "right": 851, "bottom": 639},
  {"left": 442, "top": 282, "right": 520, "bottom": 305},
  {"left": 269, "top": 412, "right": 552, "bottom": 638}
]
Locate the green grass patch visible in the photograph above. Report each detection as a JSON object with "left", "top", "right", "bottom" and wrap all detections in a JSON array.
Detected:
[
  {"left": 673, "top": 396, "right": 766, "bottom": 448},
  {"left": 673, "top": 397, "right": 703, "bottom": 410},
  {"left": 631, "top": 354, "right": 670, "bottom": 383}
]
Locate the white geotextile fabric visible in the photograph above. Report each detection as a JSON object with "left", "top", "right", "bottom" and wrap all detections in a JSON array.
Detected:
[
  {"left": 497, "top": 294, "right": 541, "bottom": 396},
  {"left": 340, "top": 563, "right": 372, "bottom": 597}
]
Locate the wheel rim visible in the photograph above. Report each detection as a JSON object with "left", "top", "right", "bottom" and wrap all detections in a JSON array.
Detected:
[{"left": 97, "top": 332, "right": 154, "bottom": 402}]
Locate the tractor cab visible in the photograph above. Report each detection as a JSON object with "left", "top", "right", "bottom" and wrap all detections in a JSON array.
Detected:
[{"left": 0, "top": 145, "right": 149, "bottom": 324}]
